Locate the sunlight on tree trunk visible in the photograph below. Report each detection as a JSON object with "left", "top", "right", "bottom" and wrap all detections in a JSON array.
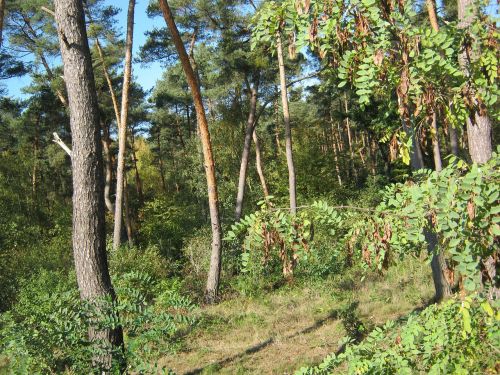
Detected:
[
  {"left": 158, "top": 0, "right": 222, "bottom": 304},
  {"left": 113, "top": 0, "right": 135, "bottom": 250}
]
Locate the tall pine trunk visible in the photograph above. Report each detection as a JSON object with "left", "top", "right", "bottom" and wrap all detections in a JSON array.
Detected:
[
  {"left": 53, "top": 0, "right": 124, "bottom": 368},
  {"left": 113, "top": 0, "right": 135, "bottom": 250},
  {"left": 235, "top": 78, "right": 259, "bottom": 221},
  {"left": 457, "top": 0, "right": 492, "bottom": 164},
  {"left": 159, "top": 0, "right": 222, "bottom": 304},
  {"left": 276, "top": 32, "right": 297, "bottom": 214}
]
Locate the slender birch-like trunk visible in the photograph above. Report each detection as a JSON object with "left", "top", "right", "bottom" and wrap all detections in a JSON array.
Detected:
[
  {"left": 276, "top": 31, "right": 297, "bottom": 214},
  {"left": 158, "top": 0, "right": 222, "bottom": 303},
  {"left": 253, "top": 129, "right": 270, "bottom": 200},
  {"left": 235, "top": 78, "right": 259, "bottom": 221},
  {"left": 113, "top": 0, "right": 135, "bottom": 250}
]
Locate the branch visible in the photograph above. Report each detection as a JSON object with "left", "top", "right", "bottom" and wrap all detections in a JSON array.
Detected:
[
  {"left": 52, "top": 132, "right": 72, "bottom": 157},
  {"left": 41, "top": 6, "right": 55, "bottom": 17}
]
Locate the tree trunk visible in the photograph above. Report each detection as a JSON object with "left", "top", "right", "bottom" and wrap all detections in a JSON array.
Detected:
[
  {"left": 273, "top": 99, "right": 282, "bottom": 156},
  {"left": 235, "top": 78, "right": 259, "bottom": 221},
  {"left": 276, "top": 32, "right": 297, "bottom": 214},
  {"left": 129, "top": 131, "right": 144, "bottom": 203},
  {"left": 344, "top": 93, "right": 357, "bottom": 180},
  {"left": 53, "top": 0, "right": 124, "bottom": 369},
  {"left": 94, "top": 38, "right": 121, "bottom": 129},
  {"left": 331, "top": 122, "right": 343, "bottom": 186},
  {"left": 186, "top": 104, "right": 192, "bottom": 137},
  {"left": 426, "top": 0, "right": 440, "bottom": 31},
  {"left": 449, "top": 125, "right": 459, "bottom": 156},
  {"left": 0, "top": 0, "right": 5, "bottom": 46},
  {"left": 32, "top": 115, "right": 40, "bottom": 199},
  {"left": 174, "top": 105, "right": 186, "bottom": 148},
  {"left": 253, "top": 129, "right": 270, "bottom": 200},
  {"left": 156, "top": 129, "right": 167, "bottom": 192},
  {"left": 123, "top": 171, "right": 134, "bottom": 247},
  {"left": 101, "top": 121, "right": 115, "bottom": 213},
  {"left": 457, "top": 0, "right": 492, "bottom": 164},
  {"left": 159, "top": 0, "right": 222, "bottom": 304},
  {"left": 368, "top": 133, "right": 377, "bottom": 176},
  {"left": 113, "top": 0, "right": 135, "bottom": 250},
  {"left": 431, "top": 112, "right": 443, "bottom": 172}
]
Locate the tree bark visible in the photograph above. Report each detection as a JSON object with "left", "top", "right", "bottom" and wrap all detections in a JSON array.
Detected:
[
  {"left": 53, "top": 0, "right": 124, "bottom": 369},
  {"left": 158, "top": 0, "right": 222, "bottom": 304},
  {"left": 101, "top": 121, "right": 115, "bottom": 213},
  {"left": 129, "top": 130, "right": 144, "bottom": 203},
  {"left": 113, "top": 0, "right": 135, "bottom": 250},
  {"left": 276, "top": 31, "right": 297, "bottom": 214},
  {"left": 94, "top": 38, "right": 122, "bottom": 129},
  {"left": 426, "top": 0, "right": 440, "bottom": 31},
  {"left": 32, "top": 115, "right": 40, "bottom": 199},
  {"left": 123, "top": 171, "right": 134, "bottom": 247},
  {"left": 431, "top": 112, "right": 443, "bottom": 172},
  {"left": 344, "top": 93, "right": 357, "bottom": 180},
  {"left": 331, "top": 122, "right": 343, "bottom": 186},
  {"left": 449, "top": 125, "right": 459, "bottom": 156},
  {"left": 273, "top": 99, "right": 282, "bottom": 156},
  {"left": 253, "top": 129, "right": 270, "bottom": 200},
  {"left": 366, "top": 132, "right": 376, "bottom": 175},
  {"left": 457, "top": 0, "right": 492, "bottom": 164},
  {"left": 235, "top": 78, "right": 259, "bottom": 221},
  {"left": 174, "top": 105, "right": 186, "bottom": 148}
]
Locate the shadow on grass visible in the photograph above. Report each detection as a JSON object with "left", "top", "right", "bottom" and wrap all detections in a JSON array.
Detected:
[
  {"left": 182, "top": 295, "right": 437, "bottom": 375},
  {"left": 183, "top": 309, "right": 341, "bottom": 375}
]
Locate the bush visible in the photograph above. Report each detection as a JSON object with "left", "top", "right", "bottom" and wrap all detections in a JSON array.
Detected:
[
  {"left": 0, "top": 263, "right": 197, "bottom": 374},
  {"left": 109, "top": 245, "right": 173, "bottom": 280},
  {"left": 296, "top": 295, "right": 500, "bottom": 374},
  {"left": 0, "top": 270, "right": 89, "bottom": 373},
  {"left": 138, "top": 196, "right": 199, "bottom": 260}
]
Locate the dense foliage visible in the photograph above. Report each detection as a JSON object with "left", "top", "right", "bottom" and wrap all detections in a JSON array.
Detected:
[
  {"left": 0, "top": 0, "right": 497, "bottom": 372},
  {"left": 0, "top": 247, "right": 196, "bottom": 373},
  {"left": 297, "top": 295, "right": 499, "bottom": 374}
]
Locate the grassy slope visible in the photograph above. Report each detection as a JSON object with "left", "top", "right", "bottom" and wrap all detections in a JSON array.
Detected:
[{"left": 160, "top": 256, "right": 434, "bottom": 374}]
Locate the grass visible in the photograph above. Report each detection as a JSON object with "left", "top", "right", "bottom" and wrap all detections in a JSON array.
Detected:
[{"left": 159, "top": 255, "right": 434, "bottom": 374}]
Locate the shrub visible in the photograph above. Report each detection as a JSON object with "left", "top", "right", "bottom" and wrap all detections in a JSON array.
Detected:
[
  {"left": 296, "top": 295, "right": 499, "bottom": 374},
  {"left": 0, "top": 265, "right": 197, "bottom": 374}
]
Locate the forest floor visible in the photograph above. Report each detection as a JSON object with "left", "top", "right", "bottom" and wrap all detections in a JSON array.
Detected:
[{"left": 160, "top": 257, "right": 434, "bottom": 374}]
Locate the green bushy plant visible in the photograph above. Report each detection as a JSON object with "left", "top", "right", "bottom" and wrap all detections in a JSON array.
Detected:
[
  {"left": 0, "top": 259, "right": 196, "bottom": 374},
  {"left": 296, "top": 295, "right": 499, "bottom": 374},
  {"left": 0, "top": 270, "right": 89, "bottom": 373},
  {"left": 138, "top": 196, "right": 199, "bottom": 260}
]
